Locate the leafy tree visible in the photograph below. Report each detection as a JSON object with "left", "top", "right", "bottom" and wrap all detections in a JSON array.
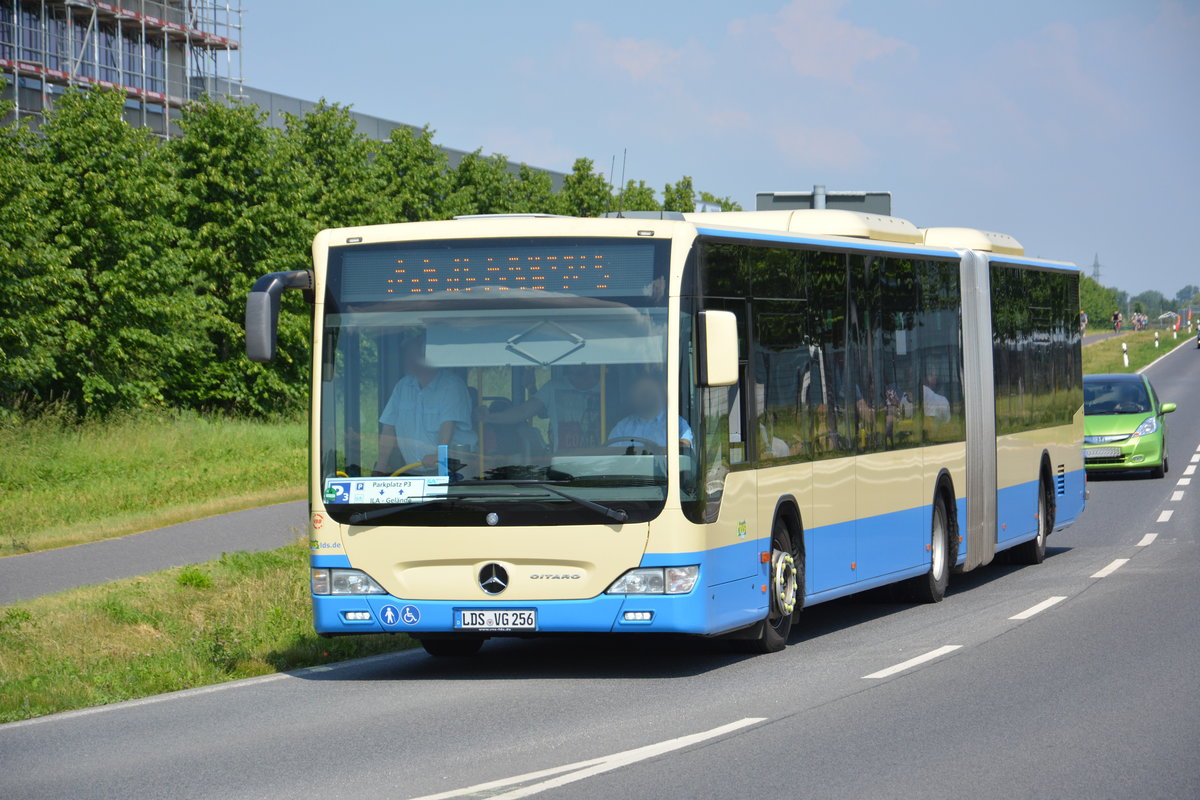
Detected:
[
  {"left": 557, "top": 158, "right": 612, "bottom": 217},
  {"left": 36, "top": 88, "right": 203, "bottom": 413},
  {"left": 375, "top": 125, "right": 454, "bottom": 222},
  {"left": 1132, "top": 290, "right": 1166, "bottom": 317},
  {"left": 171, "top": 98, "right": 312, "bottom": 414},
  {"left": 616, "top": 179, "right": 660, "bottom": 212},
  {"left": 445, "top": 150, "right": 519, "bottom": 216},
  {"left": 0, "top": 81, "right": 71, "bottom": 410},
  {"left": 662, "top": 176, "right": 696, "bottom": 213},
  {"left": 282, "top": 100, "right": 380, "bottom": 229},
  {"left": 1175, "top": 284, "right": 1199, "bottom": 305},
  {"left": 509, "top": 163, "right": 557, "bottom": 214},
  {"left": 1079, "top": 276, "right": 1118, "bottom": 327},
  {"left": 698, "top": 190, "right": 743, "bottom": 212}
]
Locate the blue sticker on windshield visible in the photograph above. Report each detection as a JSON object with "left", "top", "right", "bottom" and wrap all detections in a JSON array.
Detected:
[{"left": 323, "top": 480, "right": 351, "bottom": 504}]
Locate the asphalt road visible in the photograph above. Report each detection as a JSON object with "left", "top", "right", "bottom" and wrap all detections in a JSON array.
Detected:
[
  {"left": 0, "top": 501, "right": 307, "bottom": 604},
  {"left": 3, "top": 346, "right": 1198, "bottom": 800}
]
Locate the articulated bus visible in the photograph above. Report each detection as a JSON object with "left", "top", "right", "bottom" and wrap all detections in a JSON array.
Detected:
[{"left": 246, "top": 209, "right": 1085, "bottom": 656}]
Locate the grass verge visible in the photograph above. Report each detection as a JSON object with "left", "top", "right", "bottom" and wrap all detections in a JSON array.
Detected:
[
  {"left": 0, "top": 538, "right": 414, "bottom": 723},
  {"left": 0, "top": 411, "right": 306, "bottom": 556},
  {"left": 1082, "top": 329, "right": 1195, "bottom": 374}
]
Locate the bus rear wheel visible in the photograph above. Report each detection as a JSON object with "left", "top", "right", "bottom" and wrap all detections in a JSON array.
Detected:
[
  {"left": 419, "top": 637, "right": 484, "bottom": 657},
  {"left": 740, "top": 519, "right": 799, "bottom": 654},
  {"left": 906, "top": 494, "right": 950, "bottom": 603},
  {"left": 1010, "top": 481, "right": 1050, "bottom": 565}
]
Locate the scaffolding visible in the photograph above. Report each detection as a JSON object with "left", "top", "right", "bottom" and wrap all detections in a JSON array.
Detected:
[{"left": 0, "top": 0, "right": 243, "bottom": 136}]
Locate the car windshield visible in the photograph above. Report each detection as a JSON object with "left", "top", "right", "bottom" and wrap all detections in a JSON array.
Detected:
[
  {"left": 317, "top": 236, "right": 677, "bottom": 526},
  {"left": 1084, "top": 380, "right": 1151, "bottom": 415}
]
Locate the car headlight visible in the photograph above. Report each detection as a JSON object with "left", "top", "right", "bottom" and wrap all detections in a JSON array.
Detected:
[
  {"left": 1133, "top": 416, "right": 1158, "bottom": 437},
  {"left": 607, "top": 566, "right": 698, "bottom": 595},
  {"left": 311, "top": 568, "right": 387, "bottom": 596}
]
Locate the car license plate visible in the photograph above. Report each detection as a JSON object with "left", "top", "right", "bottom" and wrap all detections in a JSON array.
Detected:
[
  {"left": 1085, "top": 447, "right": 1121, "bottom": 460},
  {"left": 455, "top": 609, "right": 536, "bottom": 630}
]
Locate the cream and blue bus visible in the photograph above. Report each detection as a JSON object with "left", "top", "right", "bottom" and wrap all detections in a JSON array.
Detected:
[{"left": 246, "top": 209, "right": 1084, "bottom": 656}]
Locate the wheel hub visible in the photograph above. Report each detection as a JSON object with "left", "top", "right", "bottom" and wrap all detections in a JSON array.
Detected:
[{"left": 772, "top": 550, "right": 798, "bottom": 616}]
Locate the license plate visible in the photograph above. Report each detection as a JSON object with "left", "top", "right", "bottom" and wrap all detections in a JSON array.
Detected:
[
  {"left": 455, "top": 609, "right": 537, "bottom": 630},
  {"left": 1085, "top": 447, "right": 1121, "bottom": 460}
]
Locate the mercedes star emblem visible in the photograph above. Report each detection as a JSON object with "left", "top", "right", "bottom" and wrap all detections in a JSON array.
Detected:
[{"left": 479, "top": 563, "right": 509, "bottom": 595}]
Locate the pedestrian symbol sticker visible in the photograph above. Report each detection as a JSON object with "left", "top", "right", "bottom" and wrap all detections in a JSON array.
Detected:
[
  {"left": 401, "top": 605, "right": 420, "bottom": 625},
  {"left": 380, "top": 605, "right": 400, "bottom": 626}
]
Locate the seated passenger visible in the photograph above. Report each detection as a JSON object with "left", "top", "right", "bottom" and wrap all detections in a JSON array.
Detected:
[
  {"left": 374, "top": 335, "right": 476, "bottom": 474},
  {"left": 608, "top": 374, "right": 694, "bottom": 450},
  {"left": 922, "top": 370, "right": 951, "bottom": 424},
  {"left": 479, "top": 364, "right": 602, "bottom": 451}
]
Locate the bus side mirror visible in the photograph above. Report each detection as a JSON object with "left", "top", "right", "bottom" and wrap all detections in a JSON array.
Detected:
[
  {"left": 698, "top": 310, "right": 738, "bottom": 387},
  {"left": 245, "top": 270, "right": 313, "bottom": 363}
]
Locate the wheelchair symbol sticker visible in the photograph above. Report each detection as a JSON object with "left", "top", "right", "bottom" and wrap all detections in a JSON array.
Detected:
[{"left": 400, "top": 605, "right": 420, "bottom": 625}]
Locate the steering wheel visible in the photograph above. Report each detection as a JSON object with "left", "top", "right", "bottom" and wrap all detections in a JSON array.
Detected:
[
  {"left": 604, "top": 436, "right": 665, "bottom": 455},
  {"left": 390, "top": 462, "right": 424, "bottom": 476},
  {"left": 1113, "top": 403, "right": 1143, "bottom": 414}
]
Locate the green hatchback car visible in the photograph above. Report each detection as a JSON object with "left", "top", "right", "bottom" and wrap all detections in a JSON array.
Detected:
[{"left": 1083, "top": 373, "right": 1176, "bottom": 478}]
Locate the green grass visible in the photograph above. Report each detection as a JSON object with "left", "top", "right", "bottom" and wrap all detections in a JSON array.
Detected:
[
  {"left": 0, "top": 410, "right": 307, "bottom": 556},
  {"left": 0, "top": 538, "right": 415, "bottom": 723},
  {"left": 1082, "top": 329, "right": 1194, "bottom": 374}
]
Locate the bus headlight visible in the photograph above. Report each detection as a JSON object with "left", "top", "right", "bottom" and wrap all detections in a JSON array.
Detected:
[
  {"left": 311, "top": 568, "right": 387, "bottom": 596},
  {"left": 607, "top": 566, "right": 698, "bottom": 595}
]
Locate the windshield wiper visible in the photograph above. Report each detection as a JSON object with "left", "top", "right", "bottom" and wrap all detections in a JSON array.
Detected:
[
  {"left": 346, "top": 493, "right": 493, "bottom": 525},
  {"left": 452, "top": 480, "right": 628, "bottom": 523}
]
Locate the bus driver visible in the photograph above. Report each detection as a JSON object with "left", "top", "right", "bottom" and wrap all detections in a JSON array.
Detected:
[{"left": 374, "top": 334, "right": 476, "bottom": 475}]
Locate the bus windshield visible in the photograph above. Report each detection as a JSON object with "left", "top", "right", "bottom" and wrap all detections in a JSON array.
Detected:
[{"left": 317, "top": 236, "right": 676, "bottom": 526}]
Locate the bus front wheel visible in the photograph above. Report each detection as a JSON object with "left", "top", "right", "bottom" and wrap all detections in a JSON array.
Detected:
[{"left": 739, "top": 519, "right": 799, "bottom": 654}]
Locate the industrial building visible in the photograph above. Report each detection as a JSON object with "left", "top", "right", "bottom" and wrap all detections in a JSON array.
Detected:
[{"left": 2, "top": 1, "right": 563, "bottom": 182}]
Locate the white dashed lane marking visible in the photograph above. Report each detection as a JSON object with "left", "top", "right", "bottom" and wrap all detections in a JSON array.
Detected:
[
  {"left": 1137, "top": 533, "right": 1158, "bottom": 547},
  {"left": 1157, "top": 510, "right": 1174, "bottom": 523},
  {"left": 1009, "top": 596, "right": 1067, "bottom": 620},
  {"left": 1179, "top": 478, "right": 1192, "bottom": 486},
  {"left": 862, "top": 645, "right": 963, "bottom": 680},
  {"left": 1171, "top": 491, "right": 1185, "bottom": 502},
  {"left": 1092, "top": 558, "right": 1130, "bottom": 579},
  {"left": 1186, "top": 465, "right": 1198, "bottom": 476}
]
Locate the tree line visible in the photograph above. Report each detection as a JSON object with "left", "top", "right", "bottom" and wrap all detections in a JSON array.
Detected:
[
  {"left": 1080, "top": 276, "right": 1199, "bottom": 329},
  {"left": 0, "top": 85, "right": 739, "bottom": 418}
]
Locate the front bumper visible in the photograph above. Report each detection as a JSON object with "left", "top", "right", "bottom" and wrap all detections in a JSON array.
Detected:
[
  {"left": 1083, "top": 434, "right": 1164, "bottom": 470},
  {"left": 312, "top": 584, "right": 764, "bottom": 637}
]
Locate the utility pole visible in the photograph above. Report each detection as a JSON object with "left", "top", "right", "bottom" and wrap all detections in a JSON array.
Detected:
[{"left": 1091, "top": 253, "right": 1102, "bottom": 281}]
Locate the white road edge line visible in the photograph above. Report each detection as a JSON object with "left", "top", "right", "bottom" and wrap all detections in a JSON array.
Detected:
[
  {"left": 1171, "top": 491, "right": 1185, "bottom": 502},
  {"left": 406, "top": 717, "right": 767, "bottom": 800},
  {"left": 1009, "top": 596, "right": 1068, "bottom": 620},
  {"left": 0, "top": 649, "right": 424, "bottom": 732},
  {"left": 862, "top": 645, "right": 962, "bottom": 680},
  {"left": 1092, "top": 558, "right": 1130, "bottom": 579},
  {"left": 1137, "top": 533, "right": 1159, "bottom": 547},
  {"left": 1157, "top": 510, "right": 1174, "bottom": 523}
]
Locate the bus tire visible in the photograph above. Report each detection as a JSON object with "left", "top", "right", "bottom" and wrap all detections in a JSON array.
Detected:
[
  {"left": 419, "top": 637, "right": 484, "bottom": 657},
  {"left": 739, "top": 519, "right": 799, "bottom": 654},
  {"left": 1010, "top": 480, "right": 1051, "bottom": 565},
  {"left": 906, "top": 493, "right": 950, "bottom": 603}
]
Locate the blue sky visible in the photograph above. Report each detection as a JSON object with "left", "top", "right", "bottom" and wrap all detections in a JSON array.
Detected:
[{"left": 244, "top": 0, "right": 1199, "bottom": 299}]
